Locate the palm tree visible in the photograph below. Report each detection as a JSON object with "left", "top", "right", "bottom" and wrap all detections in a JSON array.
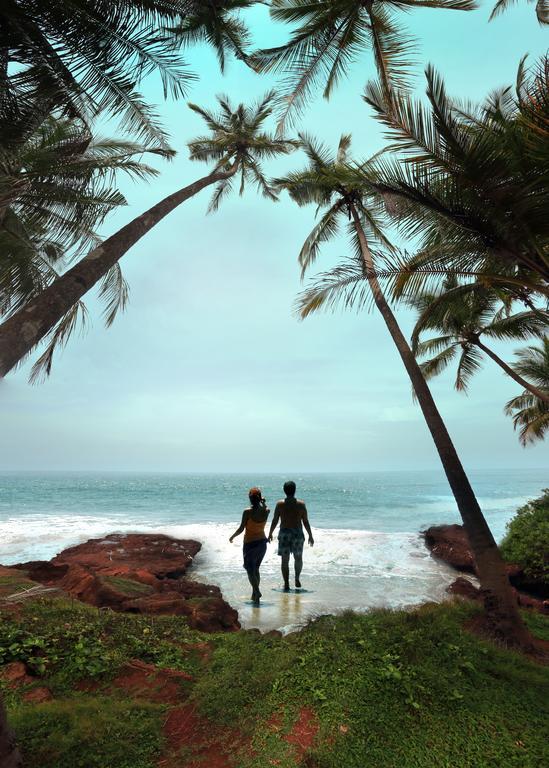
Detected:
[
  {"left": 0, "top": 1, "right": 195, "bottom": 147},
  {"left": 505, "top": 340, "right": 549, "bottom": 445},
  {"left": 0, "top": 92, "right": 297, "bottom": 377},
  {"left": 490, "top": 0, "right": 548, "bottom": 25},
  {"left": 279, "top": 133, "right": 533, "bottom": 648},
  {"left": 361, "top": 59, "right": 549, "bottom": 300},
  {"left": 0, "top": 100, "right": 168, "bottom": 381},
  {"left": 409, "top": 281, "right": 549, "bottom": 403},
  {"left": 0, "top": 697, "right": 21, "bottom": 768},
  {"left": 172, "top": 1, "right": 255, "bottom": 72},
  {"left": 250, "top": 0, "right": 476, "bottom": 129}
]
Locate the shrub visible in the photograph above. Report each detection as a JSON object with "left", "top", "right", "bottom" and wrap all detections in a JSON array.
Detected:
[{"left": 500, "top": 490, "right": 549, "bottom": 585}]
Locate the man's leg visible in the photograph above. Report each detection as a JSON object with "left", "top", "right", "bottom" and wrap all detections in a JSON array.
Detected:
[
  {"left": 281, "top": 553, "right": 290, "bottom": 591},
  {"left": 294, "top": 552, "right": 303, "bottom": 588}
]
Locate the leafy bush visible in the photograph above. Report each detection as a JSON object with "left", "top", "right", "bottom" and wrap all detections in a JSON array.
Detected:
[{"left": 500, "top": 489, "right": 549, "bottom": 585}]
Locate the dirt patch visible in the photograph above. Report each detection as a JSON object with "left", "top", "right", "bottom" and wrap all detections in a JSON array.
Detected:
[
  {"left": 284, "top": 708, "right": 319, "bottom": 760},
  {"left": 78, "top": 660, "right": 193, "bottom": 704},
  {"left": 113, "top": 660, "right": 193, "bottom": 704},
  {"left": 160, "top": 704, "right": 249, "bottom": 768}
]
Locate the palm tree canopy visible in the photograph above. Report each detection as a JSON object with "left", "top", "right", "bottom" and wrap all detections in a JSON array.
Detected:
[
  {"left": 490, "top": 0, "right": 548, "bottom": 25},
  {"left": 505, "top": 339, "right": 549, "bottom": 445},
  {"left": 172, "top": 0, "right": 255, "bottom": 73},
  {"left": 1, "top": 1, "right": 195, "bottom": 146},
  {"left": 409, "top": 280, "right": 549, "bottom": 391},
  {"left": 250, "top": 0, "right": 476, "bottom": 129},
  {"left": 276, "top": 134, "right": 396, "bottom": 318},
  {"left": 187, "top": 91, "right": 299, "bottom": 211},
  {"left": 361, "top": 57, "right": 549, "bottom": 303}
]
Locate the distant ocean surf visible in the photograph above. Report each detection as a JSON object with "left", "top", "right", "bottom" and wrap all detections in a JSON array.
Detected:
[{"left": 0, "top": 469, "right": 546, "bottom": 631}]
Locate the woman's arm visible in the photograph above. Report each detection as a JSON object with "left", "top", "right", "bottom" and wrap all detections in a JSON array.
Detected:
[{"left": 229, "top": 510, "right": 248, "bottom": 542}]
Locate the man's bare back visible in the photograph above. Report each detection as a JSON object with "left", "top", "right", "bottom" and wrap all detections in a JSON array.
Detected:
[{"left": 274, "top": 497, "right": 308, "bottom": 529}]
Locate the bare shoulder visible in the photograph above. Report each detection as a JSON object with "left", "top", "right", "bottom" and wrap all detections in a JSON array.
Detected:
[{"left": 297, "top": 499, "right": 307, "bottom": 508}]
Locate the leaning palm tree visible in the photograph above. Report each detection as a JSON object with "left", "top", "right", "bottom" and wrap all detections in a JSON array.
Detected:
[
  {"left": 0, "top": 92, "right": 297, "bottom": 377},
  {"left": 505, "top": 340, "right": 549, "bottom": 445},
  {"left": 0, "top": 111, "right": 166, "bottom": 314},
  {"left": 410, "top": 281, "right": 549, "bottom": 403},
  {"left": 0, "top": 101, "right": 168, "bottom": 381},
  {"left": 1, "top": 1, "right": 195, "bottom": 147},
  {"left": 279, "top": 133, "right": 533, "bottom": 648},
  {"left": 361, "top": 59, "right": 549, "bottom": 300},
  {"left": 250, "top": 0, "right": 476, "bottom": 129}
]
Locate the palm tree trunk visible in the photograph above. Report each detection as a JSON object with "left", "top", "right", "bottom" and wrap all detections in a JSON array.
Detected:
[
  {"left": 350, "top": 205, "right": 532, "bottom": 648},
  {"left": 0, "top": 165, "right": 237, "bottom": 378},
  {"left": 0, "top": 696, "right": 21, "bottom": 768},
  {"left": 475, "top": 339, "right": 549, "bottom": 404}
]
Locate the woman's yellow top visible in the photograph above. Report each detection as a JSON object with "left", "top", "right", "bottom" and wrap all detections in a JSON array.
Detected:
[{"left": 244, "top": 514, "right": 267, "bottom": 543}]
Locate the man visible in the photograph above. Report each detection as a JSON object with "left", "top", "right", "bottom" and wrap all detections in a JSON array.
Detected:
[{"left": 268, "top": 480, "right": 314, "bottom": 591}]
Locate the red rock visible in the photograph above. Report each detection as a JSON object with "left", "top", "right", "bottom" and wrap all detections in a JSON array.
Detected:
[
  {"left": 429, "top": 525, "right": 548, "bottom": 615},
  {"left": 7, "top": 533, "right": 240, "bottom": 633},
  {"left": 23, "top": 687, "right": 52, "bottom": 703},
  {"left": 51, "top": 533, "right": 201, "bottom": 578},
  {"left": 0, "top": 662, "right": 31, "bottom": 685},
  {"left": 447, "top": 577, "right": 482, "bottom": 601},
  {"left": 424, "top": 525, "right": 476, "bottom": 573}
]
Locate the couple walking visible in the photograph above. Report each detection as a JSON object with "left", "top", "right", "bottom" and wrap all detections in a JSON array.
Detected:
[{"left": 229, "top": 481, "right": 314, "bottom": 604}]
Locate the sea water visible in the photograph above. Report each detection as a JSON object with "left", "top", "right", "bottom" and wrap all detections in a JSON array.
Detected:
[{"left": 0, "top": 470, "right": 546, "bottom": 631}]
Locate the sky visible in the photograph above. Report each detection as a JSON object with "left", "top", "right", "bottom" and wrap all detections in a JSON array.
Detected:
[{"left": 1, "top": 2, "right": 548, "bottom": 472}]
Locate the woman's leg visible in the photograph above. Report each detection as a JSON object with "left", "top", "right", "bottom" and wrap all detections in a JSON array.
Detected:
[{"left": 247, "top": 568, "right": 260, "bottom": 601}]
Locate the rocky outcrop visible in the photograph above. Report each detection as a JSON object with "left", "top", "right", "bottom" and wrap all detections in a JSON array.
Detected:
[
  {"left": 10, "top": 533, "right": 239, "bottom": 633},
  {"left": 424, "top": 525, "right": 476, "bottom": 573},
  {"left": 424, "top": 524, "right": 549, "bottom": 614}
]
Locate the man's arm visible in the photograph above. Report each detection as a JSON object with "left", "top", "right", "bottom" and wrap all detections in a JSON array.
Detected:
[
  {"left": 268, "top": 504, "right": 281, "bottom": 542},
  {"left": 229, "top": 510, "right": 248, "bottom": 543},
  {"left": 302, "top": 505, "right": 314, "bottom": 546}
]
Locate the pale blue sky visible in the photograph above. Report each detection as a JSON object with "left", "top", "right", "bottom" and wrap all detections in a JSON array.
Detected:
[{"left": 1, "top": 2, "right": 548, "bottom": 472}]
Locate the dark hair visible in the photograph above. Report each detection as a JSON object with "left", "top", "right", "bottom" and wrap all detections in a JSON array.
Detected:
[
  {"left": 248, "top": 487, "right": 262, "bottom": 507},
  {"left": 283, "top": 480, "right": 296, "bottom": 497}
]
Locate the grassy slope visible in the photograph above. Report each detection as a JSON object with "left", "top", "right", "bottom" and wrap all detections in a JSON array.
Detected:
[{"left": 0, "top": 584, "right": 547, "bottom": 768}]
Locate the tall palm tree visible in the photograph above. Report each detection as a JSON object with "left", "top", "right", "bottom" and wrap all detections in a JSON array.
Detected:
[
  {"left": 490, "top": 0, "right": 548, "bottom": 25},
  {"left": 250, "top": 0, "right": 476, "bottom": 129},
  {"left": 0, "top": 92, "right": 297, "bottom": 378},
  {"left": 279, "top": 133, "right": 533, "bottom": 647},
  {"left": 0, "top": 697, "right": 21, "bottom": 768},
  {"left": 409, "top": 281, "right": 549, "bottom": 402},
  {"left": 361, "top": 59, "right": 549, "bottom": 300},
  {"left": 505, "top": 340, "right": 549, "bottom": 445},
  {"left": 1, "top": 1, "right": 195, "bottom": 147}
]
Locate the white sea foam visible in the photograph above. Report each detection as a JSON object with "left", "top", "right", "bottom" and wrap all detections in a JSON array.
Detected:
[{"left": 0, "top": 518, "right": 460, "bottom": 631}]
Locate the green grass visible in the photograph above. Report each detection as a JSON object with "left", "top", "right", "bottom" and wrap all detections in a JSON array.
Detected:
[
  {"left": 1, "top": 597, "right": 548, "bottom": 768},
  {"left": 102, "top": 576, "right": 155, "bottom": 597},
  {"left": 192, "top": 604, "right": 549, "bottom": 768},
  {"left": 9, "top": 697, "right": 164, "bottom": 768},
  {"left": 0, "top": 597, "right": 205, "bottom": 691}
]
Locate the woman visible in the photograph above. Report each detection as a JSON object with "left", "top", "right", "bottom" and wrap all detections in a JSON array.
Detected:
[{"left": 229, "top": 487, "right": 269, "bottom": 604}]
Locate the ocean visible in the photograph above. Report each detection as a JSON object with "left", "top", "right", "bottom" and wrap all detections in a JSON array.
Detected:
[{"left": 0, "top": 469, "right": 546, "bottom": 631}]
